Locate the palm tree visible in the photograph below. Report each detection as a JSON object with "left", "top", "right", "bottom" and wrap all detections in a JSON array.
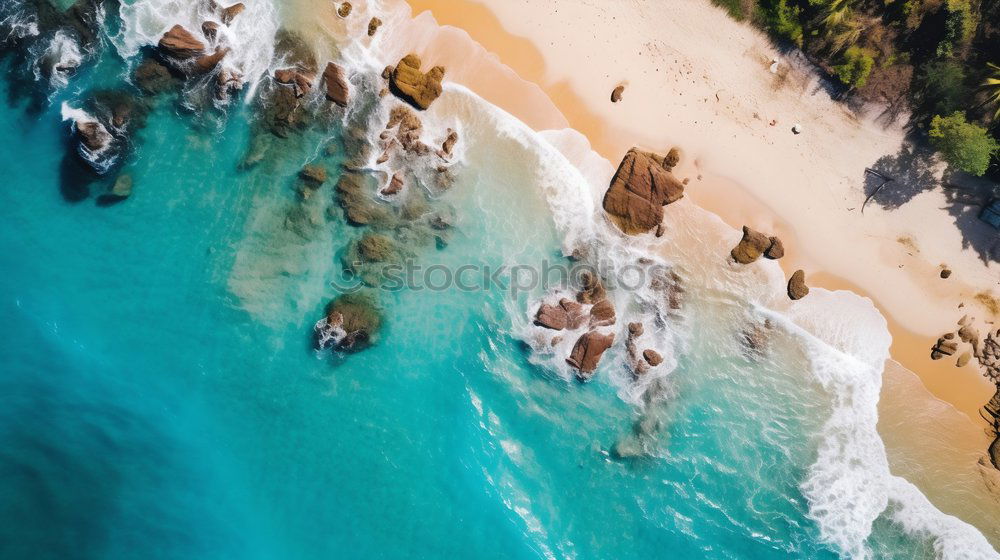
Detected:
[{"left": 982, "top": 62, "right": 1000, "bottom": 119}]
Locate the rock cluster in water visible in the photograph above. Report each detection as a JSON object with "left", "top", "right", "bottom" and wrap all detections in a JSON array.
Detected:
[{"left": 730, "top": 225, "right": 784, "bottom": 264}]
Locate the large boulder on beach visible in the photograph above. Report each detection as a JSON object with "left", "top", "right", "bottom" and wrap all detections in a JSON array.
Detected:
[
  {"left": 788, "top": 269, "right": 809, "bottom": 300},
  {"left": 390, "top": 54, "right": 445, "bottom": 110},
  {"left": 322, "top": 62, "right": 350, "bottom": 107},
  {"left": 566, "top": 331, "right": 616, "bottom": 379},
  {"left": 602, "top": 148, "right": 685, "bottom": 234},
  {"left": 158, "top": 25, "right": 205, "bottom": 59},
  {"left": 368, "top": 17, "right": 383, "bottom": 36},
  {"left": 611, "top": 85, "right": 625, "bottom": 102},
  {"left": 731, "top": 226, "right": 771, "bottom": 264}
]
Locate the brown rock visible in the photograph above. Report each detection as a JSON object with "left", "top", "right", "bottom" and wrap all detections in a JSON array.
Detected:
[
  {"left": 193, "top": 47, "right": 229, "bottom": 73},
  {"left": 628, "top": 322, "right": 644, "bottom": 336},
  {"left": 931, "top": 337, "right": 958, "bottom": 360},
  {"left": 576, "top": 271, "right": 607, "bottom": 304},
  {"left": 560, "top": 298, "right": 587, "bottom": 329},
  {"left": 274, "top": 68, "right": 315, "bottom": 98},
  {"left": 319, "top": 292, "right": 381, "bottom": 352},
  {"left": 77, "top": 120, "right": 110, "bottom": 152},
  {"left": 215, "top": 70, "right": 243, "bottom": 100},
  {"left": 439, "top": 129, "right": 459, "bottom": 158},
  {"left": 382, "top": 65, "right": 393, "bottom": 80},
  {"left": 368, "top": 17, "right": 383, "bottom": 36},
  {"left": 299, "top": 165, "right": 327, "bottom": 185},
  {"left": 321, "top": 62, "right": 349, "bottom": 107},
  {"left": 566, "top": 331, "right": 616, "bottom": 379},
  {"left": 940, "top": 268, "right": 952, "bottom": 279},
  {"left": 642, "top": 349, "right": 663, "bottom": 367},
  {"left": 134, "top": 58, "right": 177, "bottom": 94},
  {"left": 380, "top": 172, "right": 403, "bottom": 197},
  {"left": 589, "top": 299, "right": 616, "bottom": 327},
  {"left": 611, "top": 85, "right": 624, "bottom": 102},
  {"left": 602, "top": 148, "right": 685, "bottom": 234},
  {"left": 158, "top": 25, "right": 205, "bottom": 59},
  {"left": 788, "top": 269, "right": 809, "bottom": 300},
  {"left": 663, "top": 147, "right": 680, "bottom": 171},
  {"left": 202, "top": 21, "right": 220, "bottom": 43},
  {"left": 390, "top": 54, "right": 445, "bottom": 110},
  {"left": 534, "top": 304, "right": 568, "bottom": 330},
  {"left": 220, "top": 3, "right": 245, "bottom": 25},
  {"left": 764, "top": 236, "right": 784, "bottom": 260},
  {"left": 337, "top": 2, "right": 352, "bottom": 17},
  {"left": 731, "top": 226, "right": 771, "bottom": 264}
]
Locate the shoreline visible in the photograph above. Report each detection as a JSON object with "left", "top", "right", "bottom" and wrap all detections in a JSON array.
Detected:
[
  {"left": 396, "top": 0, "right": 1000, "bottom": 545},
  {"left": 401, "top": 0, "right": 996, "bottom": 435}
]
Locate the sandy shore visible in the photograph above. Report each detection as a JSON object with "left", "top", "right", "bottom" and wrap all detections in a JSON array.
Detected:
[{"left": 362, "top": 0, "right": 1000, "bottom": 544}]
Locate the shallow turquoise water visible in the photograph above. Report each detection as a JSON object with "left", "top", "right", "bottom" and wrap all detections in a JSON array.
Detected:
[{"left": 0, "top": 3, "right": 988, "bottom": 559}]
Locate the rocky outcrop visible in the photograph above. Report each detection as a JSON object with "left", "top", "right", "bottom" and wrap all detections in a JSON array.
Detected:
[
  {"left": 220, "top": 3, "right": 245, "bottom": 25},
  {"left": 76, "top": 120, "right": 111, "bottom": 152},
  {"left": 274, "top": 68, "right": 315, "bottom": 98},
  {"left": 389, "top": 54, "right": 445, "bottom": 110},
  {"left": 368, "top": 17, "right": 383, "bottom": 36},
  {"left": 299, "top": 164, "right": 327, "bottom": 185},
  {"left": 611, "top": 85, "right": 624, "bottom": 102},
  {"left": 322, "top": 62, "right": 349, "bottom": 107},
  {"left": 602, "top": 148, "right": 685, "bottom": 234},
  {"left": 337, "top": 172, "right": 391, "bottom": 226},
  {"left": 566, "top": 331, "right": 615, "bottom": 379},
  {"left": 439, "top": 129, "right": 458, "bottom": 159},
  {"left": 643, "top": 349, "right": 663, "bottom": 367},
  {"left": 589, "top": 299, "right": 616, "bottom": 327},
  {"left": 576, "top": 271, "right": 607, "bottom": 304},
  {"left": 134, "top": 58, "right": 178, "bottom": 95},
  {"left": 193, "top": 47, "right": 229, "bottom": 73},
  {"left": 202, "top": 21, "right": 220, "bottom": 43},
  {"left": 380, "top": 172, "right": 403, "bottom": 197},
  {"left": 788, "top": 269, "right": 809, "bottom": 300},
  {"left": 316, "top": 292, "right": 381, "bottom": 352},
  {"left": 534, "top": 304, "right": 568, "bottom": 330},
  {"left": 764, "top": 236, "right": 784, "bottom": 259},
  {"left": 158, "top": 25, "right": 205, "bottom": 59},
  {"left": 731, "top": 226, "right": 770, "bottom": 264}
]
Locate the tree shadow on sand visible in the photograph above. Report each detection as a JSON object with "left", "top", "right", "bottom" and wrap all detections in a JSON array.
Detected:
[{"left": 865, "top": 141, "right": 1000, "bottom": 263}]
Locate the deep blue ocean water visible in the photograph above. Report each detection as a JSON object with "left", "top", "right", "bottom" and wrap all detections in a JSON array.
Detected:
[{"left": 0, "top": 2, "right": 992, "bottom": 559}]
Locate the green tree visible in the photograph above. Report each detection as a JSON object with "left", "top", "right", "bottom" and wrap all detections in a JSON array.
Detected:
[
  {"left": 982, "top": 62, "right": 1000, "bottom": 119},
  {"left": 832, "top": 46, "right": 875, "bottom": 89},
  {"left": 916, "top": 60, "right": 968, "bottom": 115},
  {"left": 928, "top": 112, "right": 999, "bottom": 175},
  {"left": 759, "top": 0, "right": 804, "bottom": 46}
]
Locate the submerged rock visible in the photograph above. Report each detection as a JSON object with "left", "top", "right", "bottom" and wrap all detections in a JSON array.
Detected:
[
  {"left": 390, "top": 54, "right": 445, "bottom": 110},
  {"left": 731, "top": 226, "right": 771, "bottom": 264},
  {"left": 317, "top": 292, "right": 381, "bottom": 353},
  {"left": 322, "top": 62, "right": 349, "bottom": 107},
  {"left": 158, "top": 25, "right": 206, "bottom": 59},
  {"left": 202, "top": 21, "right": 220, "bottom": 43},
  {"left": 336, "top": 172, "right": 391, "bottom": 226},
  {"left": 566, "top": 331, "right": 615, "bottom": 379},
  {"left": 299, "top": 164, "right": 327, "bottom": 186},
  {"left": 788, "top": 269, "right": 809, "bottom": 300},
  {"left": 602, "top": 148, "right": 685, "bottom": 234}
]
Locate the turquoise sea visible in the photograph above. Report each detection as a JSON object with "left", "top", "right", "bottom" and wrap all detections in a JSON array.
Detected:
[{"left": 1, "top": 1, "right": 997, "bottom": 558}]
